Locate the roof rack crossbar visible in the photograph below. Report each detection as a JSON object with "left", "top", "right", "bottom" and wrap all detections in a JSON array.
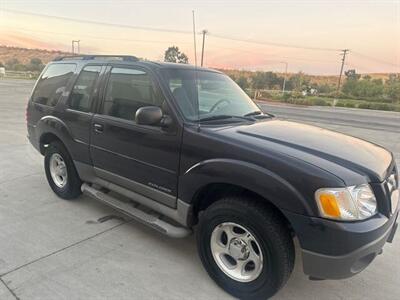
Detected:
[{"left": 53, "top": 55, "right": 139, "bottom": 62}]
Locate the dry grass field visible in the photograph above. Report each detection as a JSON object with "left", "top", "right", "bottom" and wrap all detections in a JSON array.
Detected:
[{"left": 0, "top": 45, "right": 70, "bottom": 65}]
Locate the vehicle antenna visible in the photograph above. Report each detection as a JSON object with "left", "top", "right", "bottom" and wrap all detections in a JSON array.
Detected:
[{"left": 192, "top": 10, "right": 201, "bottom": 131}]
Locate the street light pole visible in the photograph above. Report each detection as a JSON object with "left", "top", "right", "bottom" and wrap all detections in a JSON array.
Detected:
[
  {"left": 71, "top": 40, "right": 80, "bottom": 54},
  {"left": 281, "top": 61, "right": 288, "bottom": 94}
]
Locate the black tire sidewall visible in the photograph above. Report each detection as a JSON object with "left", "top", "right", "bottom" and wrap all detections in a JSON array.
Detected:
[
  {"left": 197, "top": 200, "right": 292, "bottom": 299},
  {"left": 44, "top": 142, "right": 81, "bottom": 199}
]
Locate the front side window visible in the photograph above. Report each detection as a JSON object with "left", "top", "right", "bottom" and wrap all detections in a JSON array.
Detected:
[
  {"left": 32, "top": 63, "right": 76, "bottom": 106},
  {"left": 102, "top": 67, "right": 163, "bottom": 122},
  {"left": 162, "top": 69, "right": 261, "bottom": 122},
  {"left": 68, "top": 66, "right": 101, "bottom": 112}
]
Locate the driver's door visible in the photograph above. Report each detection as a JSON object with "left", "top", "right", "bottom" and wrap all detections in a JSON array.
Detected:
[{"left": 90, "top": 65, "right": 181, "bottom": 208}]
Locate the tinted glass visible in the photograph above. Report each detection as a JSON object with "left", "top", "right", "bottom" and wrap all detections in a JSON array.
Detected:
[
  {"left": 162, "top": 69, "right": 260, "bottom": 121},
  {"left": 68, "top": 66, "right": 101, "bottom": 112},
  {"left": 103, "top": 67, "right": 163, "bottom": 121},
  {"left": 32, "top": 63, "right": 76, "bottom": 106}
]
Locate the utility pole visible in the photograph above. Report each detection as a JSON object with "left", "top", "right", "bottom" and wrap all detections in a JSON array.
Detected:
[
  {"left": 334, "top": 49, "right": 349, "bottom": 105},
  {"left": 200, "top": 29, "right": 208, "bottom": 67},
  {"left": 280, "top": 61, "right": 288, "bottom": 94}
]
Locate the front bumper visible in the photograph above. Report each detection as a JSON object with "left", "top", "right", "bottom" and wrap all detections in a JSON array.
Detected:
[{"left": 284, "top": 205, "right": 399, "bottom": 280}]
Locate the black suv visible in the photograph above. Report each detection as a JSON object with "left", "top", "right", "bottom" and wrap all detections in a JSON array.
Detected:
[{"left": 27, "top": 55, "right": 399, "bottom": 299}]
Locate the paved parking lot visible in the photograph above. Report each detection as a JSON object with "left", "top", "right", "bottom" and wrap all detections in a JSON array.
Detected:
[{"left": 0, "top": 79, "right": 399, "bottom": 300}]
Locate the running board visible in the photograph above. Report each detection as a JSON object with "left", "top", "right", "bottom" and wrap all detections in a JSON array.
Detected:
[{"left": 81, "top": 183, "right": 191, "bottom": 238}]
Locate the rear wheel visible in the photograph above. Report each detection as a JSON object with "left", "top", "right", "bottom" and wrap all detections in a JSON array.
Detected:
[
  {"left": 44, "top": 141, "right": 82, "bottom": 199},
  {"left": 197, "top": 197, "right": 294, "bottom": 299}
]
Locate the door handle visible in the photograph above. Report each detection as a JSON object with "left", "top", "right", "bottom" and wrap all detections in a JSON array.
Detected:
[{"left": 93, "top": 123, "right": 104, "bottom": 133}]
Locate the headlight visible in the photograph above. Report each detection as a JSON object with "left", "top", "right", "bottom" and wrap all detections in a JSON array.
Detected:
[{"left": 315, "top": 184, "right": 377, "bottom": 221}]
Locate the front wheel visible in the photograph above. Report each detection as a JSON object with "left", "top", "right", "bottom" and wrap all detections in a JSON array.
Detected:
[
  {"left": 197, "top": 197, "right": 294, "bottom": 299},
  {"left": 44, "top": 141, "right": 82, "bottom": 199}
]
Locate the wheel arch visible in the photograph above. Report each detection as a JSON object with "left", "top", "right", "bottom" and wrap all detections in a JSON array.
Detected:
[
  {"left": 36, "top": 116, "right": 75, "bottom": 156},
  {"left": 39, "top": 132, "right": 65, "bottom": 154},
  {"left": 191, "top": 182, "right": 294, "bottom": 233},
  {"left": 180, "top": 158, "right": 313, "bottom": 224}
]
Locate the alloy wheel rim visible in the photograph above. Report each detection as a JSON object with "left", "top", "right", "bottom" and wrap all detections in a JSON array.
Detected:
[
  {"left": 49, "top": 153, "right": 68, "bottom": 188},
  {"left": 210, "top": 222, "right": 263, "bottom": 282}
]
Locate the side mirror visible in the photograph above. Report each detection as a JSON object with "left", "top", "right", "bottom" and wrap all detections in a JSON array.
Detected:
[{"left": 135, "top": 106, "right": 163, "bottom": 126}]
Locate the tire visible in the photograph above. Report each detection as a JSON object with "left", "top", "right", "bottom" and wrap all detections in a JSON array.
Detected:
[
  {"left": 197, "top": 197, "right": 294, "bottom": 300},
  {"left": 44, "top": 141, "right": 82, "bottom": 199}
]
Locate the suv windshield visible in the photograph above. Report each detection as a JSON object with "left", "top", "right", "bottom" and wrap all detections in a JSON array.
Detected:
[{"left": 161, "top": 68, "right": 262, "bottom": 122}]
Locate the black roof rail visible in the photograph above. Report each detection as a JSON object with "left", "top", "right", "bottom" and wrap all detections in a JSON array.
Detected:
[{"left": 53, "top": 55, "right": 139, "bottom": 62}]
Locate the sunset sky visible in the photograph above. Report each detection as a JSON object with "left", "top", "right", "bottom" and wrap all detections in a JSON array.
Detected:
[{"left": 0, "top": 0, "right": 399, "bottom": 74}]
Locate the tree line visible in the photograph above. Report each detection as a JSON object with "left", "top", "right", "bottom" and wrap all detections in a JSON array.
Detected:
[
  {"left": 228, "top": 70, "right": 399, "bottom": 103},
  {"left": 2, "top": 46, "right": 399, "bottom": 104}
]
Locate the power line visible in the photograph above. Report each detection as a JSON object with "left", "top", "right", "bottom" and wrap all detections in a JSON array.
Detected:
[
  {"left": 345, "top": 63, "right": 385, "bottom": 74},
  {"left": 210, "top": 33, "right": 341, "bottom": 52},
  {"left": 204, "top": 44, "right": 339, "bottom": 64},
  {"left": 7, "top": 26, "right": 192, "bottom": 45},
  {"left": 351, "top": 51, "right": 399, "bottom": 68},
  {"left": 3, "top": 8, "right": 397, "bottom": 69},
  {"left": 1, "top": 25, "right": 356, "bottom": 66},
  {"left": 2, "top": 8, "right": 193, "bottom": 35},
  {"left": 3, "top": 8, "right": 341, "bottom": 52}
]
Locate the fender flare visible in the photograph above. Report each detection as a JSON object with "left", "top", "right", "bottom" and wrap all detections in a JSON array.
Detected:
[
  {"left": 36, "top": 115, "right": 76, "bottom": 156},
  {"left": 179, "top": 158, "right": 313, "bottom": 215}
]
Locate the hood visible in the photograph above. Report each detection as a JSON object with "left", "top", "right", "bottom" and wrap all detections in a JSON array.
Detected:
[{"left": 220, "top": 119, "right": 393, "bottom": 183}]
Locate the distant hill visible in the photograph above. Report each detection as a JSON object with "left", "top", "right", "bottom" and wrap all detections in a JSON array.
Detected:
[{"left": 0, "top": 45, "right": 70, "bottom": 65}]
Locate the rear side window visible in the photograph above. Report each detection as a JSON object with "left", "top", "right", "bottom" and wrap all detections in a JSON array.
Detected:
[
  {"left": 68, "top": 66, "right": 101, "bottom": 112},
  {"left": 102, "top": 67, "right": 163, "bottom": 122},
  {"left": 32, "top": 63, "right": 76, "bottom": 106}
]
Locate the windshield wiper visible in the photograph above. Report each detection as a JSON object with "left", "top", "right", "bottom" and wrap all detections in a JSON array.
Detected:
[
  {"left": 244, "top": 110, "right": 275, "bottom": 118},
  {"left": 199, "top": 115, "right": 253, "bottom": 122},
  {"left": 244, "top": 110, "right": 263, "bottom": 117}
]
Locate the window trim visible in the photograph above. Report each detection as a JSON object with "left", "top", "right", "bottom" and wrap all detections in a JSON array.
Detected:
[
  {"left": 66, "top": 64, "right": 103, "bottom": 113},
  {"left": 99, "top": 64, "right": 166, "bottom": 126},
  {"left": 31, "top": 62, "right": 77, "bottom": 107}
]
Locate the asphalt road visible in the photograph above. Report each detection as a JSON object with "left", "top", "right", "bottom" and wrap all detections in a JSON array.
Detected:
[{"left": 0, "top": 79, "right": 399, "bottom": 300}]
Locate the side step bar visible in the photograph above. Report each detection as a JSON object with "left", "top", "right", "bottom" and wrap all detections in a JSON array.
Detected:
[{"left": 81, "top": 183, "right": 191, "bottom": 238}]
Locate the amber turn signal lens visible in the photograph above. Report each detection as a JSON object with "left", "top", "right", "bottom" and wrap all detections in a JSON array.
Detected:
[{"left": 319, "top": 194, "right": 341, "bottom": 218}]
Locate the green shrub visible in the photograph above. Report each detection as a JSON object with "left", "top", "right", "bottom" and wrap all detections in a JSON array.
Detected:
[
  {"left": 312, "top": 98, "right": 328, "bottom": 106},
  {"left": 260, "top": 91, "right": 272, "bottom": 99},
  {"left": 292, "top": 99, "right": 311, "bottom": 105},
  {"left": 344, "top": 102, "right": 355, "bottom": 108},
  {"left": 357, "top": 103, "right": 371, "bottom": 109},
  {"left": 291, "top": 91, "right": 304, "bottom": 99},
  {"left": 335, "top": 101, "right": 345, "bottom": 107},
  {"left": 357, "top": 102, "right": 393, "bottom": 111},
  {"left": 369, "top": 103, "right": 393, "bottom": 111},
  {"left": 282, "top": 92, "right": 291, "bottom": 101}
]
